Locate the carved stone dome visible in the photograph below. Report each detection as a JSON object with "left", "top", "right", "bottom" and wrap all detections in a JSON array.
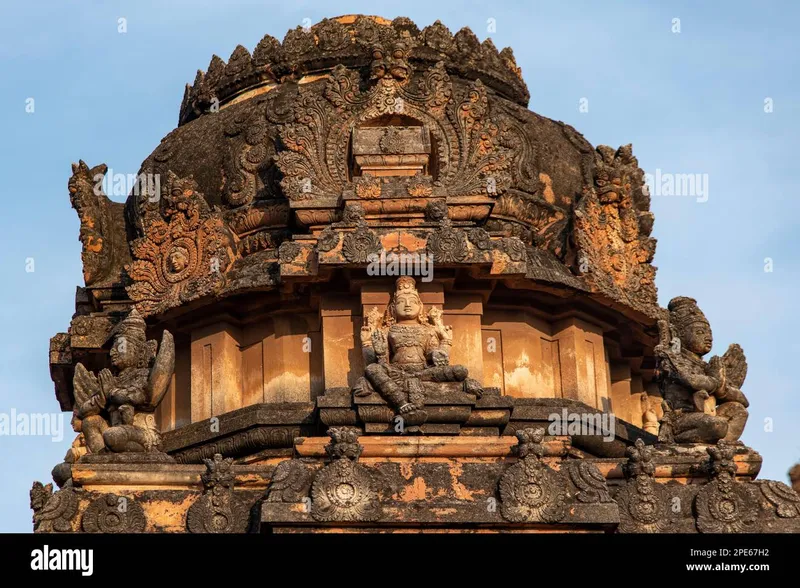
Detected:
[
  {"left": 177, "top": 15, "right": 530, "bottom": 125},
  {"left": 116, "top": 15, "right": 655, "bottom": 320},
  {"left": 43, "top": 15, "right": 786, "bottom": 539}
]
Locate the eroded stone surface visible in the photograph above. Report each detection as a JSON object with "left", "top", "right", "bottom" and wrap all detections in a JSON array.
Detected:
[{"left": 34, "top": 14, "right": 796, "bottom": 534}]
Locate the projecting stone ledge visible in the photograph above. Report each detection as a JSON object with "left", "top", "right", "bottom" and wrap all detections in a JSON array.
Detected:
[
  {"left": 162, "top": 402, "right": 318, "bottom": 463},
  {"left": 30, "top": 433, "right": 800, "bottom": 534}
]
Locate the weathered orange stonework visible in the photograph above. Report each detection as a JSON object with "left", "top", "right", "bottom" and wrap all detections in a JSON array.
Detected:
[{"left": 33, "top": 15, "right": 800, "bottom": 534}]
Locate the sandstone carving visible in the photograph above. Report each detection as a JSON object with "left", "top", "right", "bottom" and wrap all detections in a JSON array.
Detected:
[
  {"left": 615, "top": 439, "right": 671, "bottom": 533},
  {"left": 568, "top": 461, "right": 613, "bottom": 504},
  {"left": 267, "top": 460, "right": 316, "bottom": 503},
  {"left": 357, "top": 277, "right": 482, "bottom": 430},
  {"left": 71, "top": 310, "right": 175, "bottom": 456},
  {"left": 695, "top": 441, "right": 758, "bottom": 533},
  {"left": 187, "top": 454, "right": 250, "bottom": 533},
  {"left": 572, "top": 145, "right": 656, "bottom": 313},
  {"left": 68, "top": 161, "right": 131, "bottom": 287},
  {"left": 656, "top": 297, "right": 749, "bottom": 444},
  {"left": 31, "top": 485, "right": 79, "bottom": 533},
  {"left": 310, "top": 427, "right": 381, "bottom": 522},
  {"left": 499, "top": 429, "right": 568, "bottom": 523},
  {"left": 82, "top": 494, "right": 146, "bottom": 533},
  {"left": 426, "top": 217, "right": 469, "bottom": 263},
  {"left": 33, "top": 15, "right": 798, "bottom": 536},
  {"left": 126, "top": 173, "right": 236, "bottom": 317},
  {"left": 756, "top": 480, "right": 800, "bottom": 518}
]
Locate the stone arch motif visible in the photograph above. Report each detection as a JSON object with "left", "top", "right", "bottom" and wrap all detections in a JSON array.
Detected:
[{"left": 274, "top": 44, "right": 519, "bottom": 205}]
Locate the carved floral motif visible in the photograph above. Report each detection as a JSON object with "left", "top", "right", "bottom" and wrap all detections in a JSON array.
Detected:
[
  {"left": 187, "top": 454, "right": 250, "bottom": 533},
  {"left": 126, "top": 173, "right": 236, "bottom": 316},
  {"left": 499, "top": 429, "right": 568, "bottom": 523},
  {"left": 342, "top": 221, "right": 381, "bottom": 263},
  {"left": 316, "top": 226, "right": 340, "bottom": 252},
  {"left": 267, "top": 460, "right": 316, "bottom": 503},
  {"left": 276, "top": 50, "right": 516, "bottom": 205},
  {"left": 615, "top": 439, "right": 671, "bottom": 533},
  {"left": 310, "top": 428, "right": 381, "bottom": 522},
  {"left": 572, "top": 145, "right": 657, "bottom": 312},
  {"left": 695, "top": 441, "right": 758, "bottom": 533},
  {"left": 426, "top": 218, "right": 468, "bottom": 263},
  {"left": 82, "top": 494, "right": 146, "bottom": 533}
]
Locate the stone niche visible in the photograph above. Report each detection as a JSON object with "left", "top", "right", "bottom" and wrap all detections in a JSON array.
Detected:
[
  {"left": 154, "top": 279, "right": 650, "bottom": 433},
  {"left": 351, "top": 124, "right": 431, "bottom": 177}
]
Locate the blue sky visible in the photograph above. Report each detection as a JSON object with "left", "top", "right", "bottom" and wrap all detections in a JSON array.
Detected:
[{"left": 1, "top": 0, "right": 798, "bottom": 532}]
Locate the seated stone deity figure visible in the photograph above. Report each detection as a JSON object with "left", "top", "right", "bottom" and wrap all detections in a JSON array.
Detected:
[
  {"left": 71, "top": 309, "right": 174, "bottom": 455},
  {"left": 357, "top": 277, "right": 481, "bottom": 426},
  {"left": 656, "top": 296, "right": 749, "bottom": 444}
]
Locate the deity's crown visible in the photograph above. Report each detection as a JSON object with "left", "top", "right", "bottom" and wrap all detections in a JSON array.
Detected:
[
  {"left": 113, "top": 309, "right": 148, "bottom": 344},
  {"left": 667, "top": 296, "right": 709, "bottom": 327},
  {"left": 395, "top": 276, "right": 419, "bottom": 296}
]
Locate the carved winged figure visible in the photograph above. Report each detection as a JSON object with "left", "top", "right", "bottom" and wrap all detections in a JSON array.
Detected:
[
  {"left": 71, "top": 309, "right": 175, "bottom": 454},
  {"left": 655, "top": 297, "right": 748, "bottom": 444}
]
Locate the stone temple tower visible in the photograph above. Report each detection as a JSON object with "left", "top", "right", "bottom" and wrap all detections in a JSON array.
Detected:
[{"left": 32, "top": 15, "right": 800, "bottom": 533}]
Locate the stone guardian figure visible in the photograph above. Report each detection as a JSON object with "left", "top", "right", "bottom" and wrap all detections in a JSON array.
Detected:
[
  {"left": 656, "top": 296, "right": 748, "bottom": 443},
  {"left": 71, "top": 309, "right": 175, "bottom": 455}
]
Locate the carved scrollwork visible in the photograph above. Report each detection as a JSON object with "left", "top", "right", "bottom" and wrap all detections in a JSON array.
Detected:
[
  {"left": 342, "top": 224, "right": 381, "bottom": 263},
  {"left": 467, "top": 228, "right": 493, "bottom": 250},
  {"left": 222, "top": 107, "right": 277, "bottom": 207},
  {"left": 310, "top": 427, "right": 381, "bottom": 522},
  {"left": 82, "top": 493, "right": 146, "bottom": 533},
  {"left": 695, "top": 441, "right": 758, "bottom": 533},
  {"left": 615, "top": 439, "right": 671, "bottom": 533},
  {"left": 756, "top": 480, "right": 800, "bottom": 518},
  {"left": 274, "top": 49, "right": 519, "bottom": 208},
  {"left": 317, "top": 226, "right": 340, "bottom": 252},
  {"left": 171, "top": 426, "right": 302, "bottom": 463},
  {"left": 501, "top": 237, "right": 527, "bottom": 262},
  {"left": 278, "top": 241, "right": 302, "bottom": 264},
  {"left": 267, "top": 459, "right": 316, "bottom": 503},
  {"left": 426, "top": 218, "right": 468, "bottom": 263},
  {"left": 126, "top": 173, "right": 236, "bottom": 316},
  {"left": 277, "top": 90, "right": 348, "bottom": 202},
  {"left": 187, "top": 454, "right": 250, "bottom": 533},
  {"left": 31, "top": 484, "right": 78, "bottom": 533},
  {"left": 446, "top": 79, "right": 513, "bottom": 197},
  {"left": 568, "top": 461, "right": 612, "bottom": 504},
  {"left": 499, "top": 428, "right": 567, "bottom": 523}
]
